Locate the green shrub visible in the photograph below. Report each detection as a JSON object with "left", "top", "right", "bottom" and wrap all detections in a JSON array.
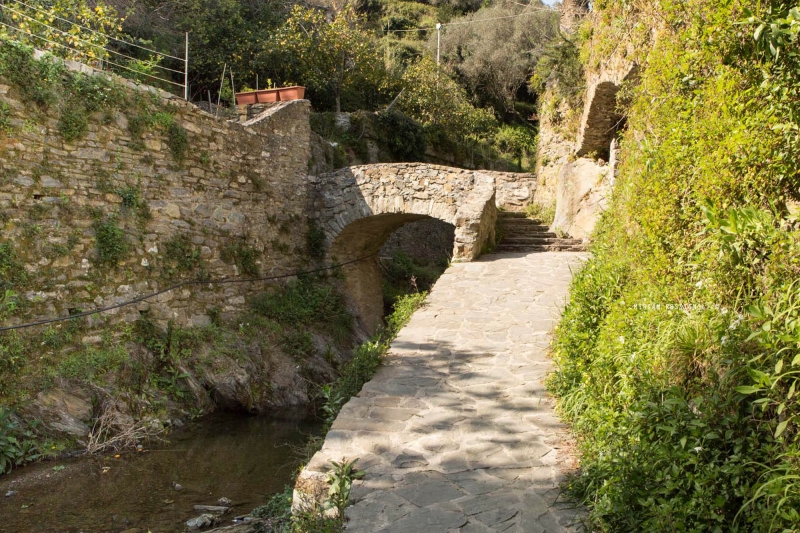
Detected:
[
  {"left": 166, "top": 122, "right": 188, "bottom": 162},
  {"left": 0, "top": 243, "right": 26, "bottom": 292},
  {"left": 162, "top": 233, "right": 205, "bottom": 278},
  {"left": 58, "top": 106, "right": 89, "bottom": 141},
  {"left": 93, "top": 216, "right": 129, "bottom": 266},
  {"left": 377, "top": 110, "right": 427, "bottom": 161},
  {"left": 221, "top": 240, "right": 260, "bottom": 276},
  {"left": 251, "top": 277, "right": 352, "bottom": 344},
  {"left": 0, "top": 39, "right": 61, "bottom": 108},
  {"left": 524, "top": 202, "right": 556, "bottom": 225},
  {"left": 0, "top": 102, "right": 12, "bottom": 132},
  {"left": 549, "top": 1, "right": 800, "bottom": 530},
  {"left": 306, "top": 223, "right": 326, "bottom": 259},
  {"left": 0, "top": 407, "right": 40, "bottom": 475}
]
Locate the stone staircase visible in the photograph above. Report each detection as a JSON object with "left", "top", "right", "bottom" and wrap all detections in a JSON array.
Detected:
[{"left": 493, "top": 211, "right": 586, "bottom": 253}]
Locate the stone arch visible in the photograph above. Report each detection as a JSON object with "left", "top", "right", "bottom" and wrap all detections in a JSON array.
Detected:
[
  {"left": 575, "top": 65, "right": 639, "bottom": 160},
  {"left": 310, "top": 163, "right": 497, "bottom": 332}
]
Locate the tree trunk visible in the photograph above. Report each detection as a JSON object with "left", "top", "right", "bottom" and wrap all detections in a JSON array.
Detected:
[{"left": 335, "top": 91, "right": 341, "bottom": 113}]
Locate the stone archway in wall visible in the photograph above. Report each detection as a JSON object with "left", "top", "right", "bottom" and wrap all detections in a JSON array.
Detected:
[
  {"left": 575, "top": 64, "right": 639, "bottom": 160},
  {"left": 311, "top": 163, "right": 497, "bottom": 333}
]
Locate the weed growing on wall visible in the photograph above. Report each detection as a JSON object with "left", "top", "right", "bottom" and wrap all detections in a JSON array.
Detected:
[
  {"left": 161, "top": 233, "right": 206, "bottom": 279},
  {"left": 549, "top": 1, "right": 800, "bottom": 530},
  {"left": 93, "top": 216, "right": 128, "bottom": 266},
  {"left": 221, "top": 240, "right": 260, "bottom": 276}
]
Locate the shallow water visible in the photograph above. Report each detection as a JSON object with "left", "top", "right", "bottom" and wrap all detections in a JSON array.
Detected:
[{"left": 0, "top": 413, "right": 321, "bottom": 533}]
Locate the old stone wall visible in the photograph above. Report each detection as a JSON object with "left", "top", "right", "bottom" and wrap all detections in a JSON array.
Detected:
[{"left": 0, "top": 63, "right": 312, "bottom": 331}]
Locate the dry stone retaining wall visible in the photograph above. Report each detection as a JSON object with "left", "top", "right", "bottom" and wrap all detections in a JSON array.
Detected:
[{"left": 0, "top": 65, "right": 312, "bottom": 331}]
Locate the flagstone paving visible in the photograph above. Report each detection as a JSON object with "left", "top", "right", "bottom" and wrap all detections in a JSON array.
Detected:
[{"left": 296, "top": 251, "right": 588, "bottom": 533}]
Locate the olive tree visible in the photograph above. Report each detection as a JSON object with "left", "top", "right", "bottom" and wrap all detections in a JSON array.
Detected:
[{"left": 433, "top": 0, "right": 559, "bottom": 113}]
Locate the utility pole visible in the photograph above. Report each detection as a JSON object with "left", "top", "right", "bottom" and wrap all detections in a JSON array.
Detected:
[{"left": 436, "top": 23, "right": 442, "bottom": 64}]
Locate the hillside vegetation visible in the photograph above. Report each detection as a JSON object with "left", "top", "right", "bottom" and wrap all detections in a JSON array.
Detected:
[
  {"left": 549, "top": 1, "right": 800, "bottom": 531},
  {"left": 0, "top": 0, "right": 558, "bottom": 169}
]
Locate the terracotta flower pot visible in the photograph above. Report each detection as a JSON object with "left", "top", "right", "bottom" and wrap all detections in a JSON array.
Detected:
[
  {"left": 277, "top": 86, "right": 306, "bottom": 101},
  {"left": 235, "top": 91, "right": 258, "bottom": 105},
  {"left": 255, "top": 89, "right": 280, "bottom": 103}
]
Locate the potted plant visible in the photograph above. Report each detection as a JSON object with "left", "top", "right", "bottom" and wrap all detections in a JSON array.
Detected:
[
  {"left": 251, "top": 78, "right": 280, "bottom": 103},
  {"left": 277, "top": 85, "right": 306, "bottom": 101}
]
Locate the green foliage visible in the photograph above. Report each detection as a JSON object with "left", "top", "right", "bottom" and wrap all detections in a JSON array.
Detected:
[
  {"left": 251, "top": 277, "right": 352, "bottom": 345},
  {"left": 398, "top": 56, "right": 497, "bottom": 142},
  {"left": 58, "top": 106, "right": 89, "bottom": 141},
  {"left": 58, "top": 345, "right": 128, "bottom": 382},
  {"left": 530, "top": 35, "right": 585, "bottom": 108},
  {"left": 377, "top": 110, "right": 427, "bottom": 161},
  {"left": 221, "top": 239, "right": 260, "bottom": 276},
  {"left": 321, "top": 292, "right": 425, "bottom": 428},
  {"left": 0, "top": 407, "right": 40, "bottom": 475},
  {"left": 0, "top": 242, "right": 27, "bottom": 292},
  {"left": 272, "top": 5, "right": 386, "bottom": 112},
  {"left": 382, "top": 251, "right": 446, "bottom": 310},
  {"left": 0, "top": 102, "right": 12, "bottom": 132},
  {"left": 325, "top": 458, "right": 365, "bottom": 517},
  {"left": 0, "top": 38, "right": 62, "bottom": 108},
  {"left": 435, "top": 1, "right": 558, "bottom": 112},
  {"left": 524, "top": 201, "right": 555, "bottom": 225},
  {"left": 93, "top": 216, "right": 128, "bottom": 266},
  {"left": 306, "top": 223, "right": 326, "bottom": 260},
  {"left": 252, "top": 484, "right": 294, "bottom": 522},
  {"left": 493, "top": 124, "right": 536, "bottom": 169},
  {"left": 166, "top": 122, "right": 188, "bottom": 162},
  {"left": 550, "top": 1, "right": 800, "bottom": 531},
  {"left": 162, "top": 233, "right": 205, "bottom": 278}
]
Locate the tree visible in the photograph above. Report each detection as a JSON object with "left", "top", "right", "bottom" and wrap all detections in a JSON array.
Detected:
[
  {"left": 433, "top": 0, "right": 559, "bottom": 113},
  {"left": 272, "top": 5, "right": 384, "bottom": 112},
  {"left": 397, "top": 56, "right": 496, "bottom": 141},
  {"left": 0, "top": 0, "right": 123, "bottom": 64}
]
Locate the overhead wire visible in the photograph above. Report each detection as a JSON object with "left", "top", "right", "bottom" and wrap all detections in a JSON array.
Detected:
[
  {"left": 0, "top": 20, "right": 185, "bottom": 87},
  {"left": 0, "top": 254, "right": 378, "bottom": 333},
  {"left": 1, "top": 0, "right": 185, "bottom": 61}
]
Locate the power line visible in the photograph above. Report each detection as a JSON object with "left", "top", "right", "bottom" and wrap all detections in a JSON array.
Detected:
[
  {"left": 0, "top": 254, "right": 377, "bottom": 333},
  {"left": 2, "top": 0, "right": 185, "bottom": 61},
  {"left": 0, "top": 20, "right": 185, "bottom": 87},
  {"left": 0, "top": 3, "right": 185, "bottom": 75}
]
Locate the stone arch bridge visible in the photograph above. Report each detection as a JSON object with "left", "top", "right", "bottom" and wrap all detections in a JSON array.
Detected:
[{"left": 309, "top": 163, "right": 501, "bottom": 332}]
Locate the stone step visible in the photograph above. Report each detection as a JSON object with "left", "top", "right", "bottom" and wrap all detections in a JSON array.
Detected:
[
  {"left": 502, "top": 237, "right": 583, "bottom": 245},
  {"left": 497, "top": 211, "right": 527, "bottom": 218},
  {"left": 503, "top": 229, "right": 557, "bottom": 237},
  {"left": 493, "top": 243, "right": 587, "bottom": 253}
]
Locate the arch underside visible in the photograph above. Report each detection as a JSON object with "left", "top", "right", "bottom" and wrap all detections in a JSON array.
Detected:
[
  {"left": 331, "top": 213, "right": 454, "bottom": 334},
  {"left": 576, "top": 81, "right": 623, "bottom": 160}
]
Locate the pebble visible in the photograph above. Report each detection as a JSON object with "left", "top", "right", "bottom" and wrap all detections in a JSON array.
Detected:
[
  {"left": 217, "top": 497, "right": 232, "bottom": 506},
  {"left": 4, "top": 490, "right": 16, "bottom": 497},
  {"left": 172, "top": 482, "right": 184, "bottom": 491}
]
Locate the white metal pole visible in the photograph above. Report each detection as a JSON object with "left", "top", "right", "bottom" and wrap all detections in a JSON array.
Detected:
[
  {"left": 436, "top": 23, "right": 441, "bottom": 65},
  {"left": 184, "top": 32, "right": 189, "bottom": 100}
]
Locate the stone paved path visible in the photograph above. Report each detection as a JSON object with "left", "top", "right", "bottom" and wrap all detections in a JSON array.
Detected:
[{"left": 297, "top": 251, "right": 587, "bottom": 533}]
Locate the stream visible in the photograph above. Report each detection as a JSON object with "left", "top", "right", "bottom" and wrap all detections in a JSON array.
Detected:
[{"left": 0, "top": 413, "right": 322, "bottom": 533}]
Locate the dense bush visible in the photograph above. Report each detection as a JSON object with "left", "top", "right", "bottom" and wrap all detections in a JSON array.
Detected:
[
  {"left": 377, "top": 110, "right": 427, "bottom": 161},
  {"left": 550, "top": 1, "right": 800, "bottom": 531}
]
